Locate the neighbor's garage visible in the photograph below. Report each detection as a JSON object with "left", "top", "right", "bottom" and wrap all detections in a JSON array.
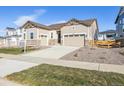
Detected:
[
  {"left": 40, "top": 35, "right": 48, "bottom": 46},
  {"left": 63, "top": 34, "right": 85, "bottom": 47}
]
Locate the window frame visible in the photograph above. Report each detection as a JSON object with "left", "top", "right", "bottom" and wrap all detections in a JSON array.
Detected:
[{"left": 30, "top": 32, "right": 34, "bottom": 39}]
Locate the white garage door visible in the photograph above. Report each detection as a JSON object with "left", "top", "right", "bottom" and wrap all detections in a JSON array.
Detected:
[
  {"left": 63, "top": 34, "right": 85, "bottom": 47},
  {"left": 40, "top": 35, "right": 48, "bottom": 46}
]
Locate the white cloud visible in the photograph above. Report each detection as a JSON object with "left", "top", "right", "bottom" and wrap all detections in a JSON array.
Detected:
[{"left": 14, "top": 9, "right": 46, "bottom": 26}]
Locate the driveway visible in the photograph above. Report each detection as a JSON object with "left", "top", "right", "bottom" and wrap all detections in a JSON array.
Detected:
[
  {"left": 22, "top": 46, "right": 79, "bottom": 59},
  {"left": 0, "top": 58, "right": 37, "bottom": 77}
]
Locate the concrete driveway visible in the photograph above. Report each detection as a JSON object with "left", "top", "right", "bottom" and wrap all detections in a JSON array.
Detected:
[
  {"left": 0, "top": 58, "right": 37, "bottom": 77},
  {"left": 22, "top": 46, "right": 79, "bottom": 59}
]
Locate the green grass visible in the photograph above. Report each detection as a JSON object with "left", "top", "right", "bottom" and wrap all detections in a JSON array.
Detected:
[
  {"left": 6, "top": 64, "right": 124, "bottom": 86},
  {"left": 0, "top": 48, "right": 23, "bottom": 54},
  {"left": 0, "top": 47, "right": 37, "bottom": 54}
]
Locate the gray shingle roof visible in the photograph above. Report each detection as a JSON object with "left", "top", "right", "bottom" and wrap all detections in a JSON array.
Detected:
[
  {"left": 99, "top": 30, "right": 116, "bottom": 34},
  {"left": 48, "top": 18, "right": 96, "bottom": 30},
  {"left": 21, "top": 18, "right": 96, "bottom": 30},
  {"left": 6, "top": 27, "right": 16, "bottom": 31},
  {"left": 21, "top": 21, "right": 51, "bottom": 30}
]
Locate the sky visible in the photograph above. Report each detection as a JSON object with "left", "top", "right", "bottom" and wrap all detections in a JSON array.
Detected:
[{"left": 0, "top": 6, "right": 120, "bottom": 36}]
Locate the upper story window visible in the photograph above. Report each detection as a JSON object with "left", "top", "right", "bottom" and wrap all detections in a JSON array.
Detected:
[
  {"left": 51, "top": 33, "right": 53, "bottom": 39},
  {"left": 30, "top": 32, "right": 34, "bottom": 39},
  {"left": 120, "top": 20, "right": 122, "bottom": 24},
  {"left": 123, "top": 18, "right": 124, "bottom": 24},
  {"left": 24, "top": 33, "right": 25, "bottom": 39},
  {"left": 122, "top": 25, "right": 124, "bottom": 32}
]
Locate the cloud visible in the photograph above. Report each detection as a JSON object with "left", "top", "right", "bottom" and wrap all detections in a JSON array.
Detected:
[{"left": 14, "top": 9, "right": 46, "bottom": 26}]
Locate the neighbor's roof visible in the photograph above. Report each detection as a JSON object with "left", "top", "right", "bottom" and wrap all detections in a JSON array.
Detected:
[
  {"left": 115, "top": 7, "right": 124, "bottom": 24},
  {"left": 6, "top": 27, "right": 16, "bottom": 31},
  {"left": 99, "top": 30, "right": 116, "bottom": 34},
  {"left": 21, "top": 18, "right": 97, "bottom": 30}
]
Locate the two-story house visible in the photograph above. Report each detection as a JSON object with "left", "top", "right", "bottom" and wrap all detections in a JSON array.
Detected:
[
  {"left": 115, "top": 6, "right": 124, "bottom": 38},
  {"left": 4, "top": 27, "right": 23, "bottom": 47}
]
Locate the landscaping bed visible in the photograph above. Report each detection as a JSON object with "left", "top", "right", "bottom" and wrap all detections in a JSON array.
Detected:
[
  {"left": 6, "top": 64, "right": 124, "bottom": 86},
  {"left": 61, "top": 47, "right": 124, "bottom": 65}
]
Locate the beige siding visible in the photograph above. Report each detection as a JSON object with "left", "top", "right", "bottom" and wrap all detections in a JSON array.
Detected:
[
  {"left": 88, "top": 21, "right": 98, "bottom": 40},
  {"left": 61, "top": 24, "right": 88, "bottom": 35}
]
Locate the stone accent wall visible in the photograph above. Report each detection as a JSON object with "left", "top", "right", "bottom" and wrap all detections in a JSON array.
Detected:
[{"left": 49, "top": 39, "right": 58, "bottom": 45}]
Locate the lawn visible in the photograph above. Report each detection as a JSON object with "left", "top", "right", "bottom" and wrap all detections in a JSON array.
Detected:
[
  {"left": 0, "top": 47, "right": 37, "bottom": 54},
  {"left": 6, "top": 64, "right": 124, "bottom": 86}
]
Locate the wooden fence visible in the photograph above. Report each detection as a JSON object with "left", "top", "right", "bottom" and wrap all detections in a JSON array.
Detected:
[{"left": 89, "top": 40, "right": 121, "bottom": 48}]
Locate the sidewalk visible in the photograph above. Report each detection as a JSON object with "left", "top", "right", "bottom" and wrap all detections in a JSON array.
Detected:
[{"left": 4, "top": 55, "right": 124, "bottom": 75}]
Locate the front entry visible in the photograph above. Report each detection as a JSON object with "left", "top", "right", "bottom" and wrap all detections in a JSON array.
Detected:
[{"left": 57, "top": 31, "right": 61, "bottom": 44}]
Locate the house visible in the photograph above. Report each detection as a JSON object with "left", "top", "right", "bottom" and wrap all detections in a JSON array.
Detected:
[
  {"left": 115, "top": 6, "right": 124, "bottom": 46},
  {"left": 20, "top": 18, "right": 99, "bottom": 47},
  {"left": 98, "top": 30, "right": 117, "bottom": 40},
  {"left": 115, "top": 6, "right": 124, "bottom": 38},
  {"left": 0, "top": 36, "right": 6, "bottom": 48},
  {"left": 4, "top": 27, "right": 23, "bottom": 47}
]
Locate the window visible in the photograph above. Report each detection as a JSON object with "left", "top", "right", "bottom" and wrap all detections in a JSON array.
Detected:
[
  {"left": 98, "top": 34, "right": 102, "bottom": 37},
  {"left": 123, "top": 18, "right": 124, "bottom": 24},
  {"left": 64, "top": 35, "right": 68, "bottom": 37},
  {"left": 51, "top": 33, "right": 53, "bottom": 38},
  {"left": 24, "top": 33, "right": 25, "bottom": 39},
  {"left": 80, "top": 34, "right": 84, "bottom": 36},
  {"left": 122, "top": 25, "right": 124, "bottom": 32},
  {"left": 74, "top": 34, "right": 79, "bottom": 37},
  {"left": 30, "top": 32, "right": 34, "bottom": 39},
  {"left": 69, "top": 35, "right": 73, "bottom": 37},
  {"left": 120, "top": 20, "right": 122, "bottom": 24},
  {"left": 106, "top": 35, "right": 113, "bottom": 38}
]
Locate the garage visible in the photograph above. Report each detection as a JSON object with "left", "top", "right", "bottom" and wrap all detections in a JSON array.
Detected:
[
  {"left": 63, "top": 34, "right": 85, "bottom": 47},
  {"left": 40, "top": 35, "right": 48, "bottom": 46}
]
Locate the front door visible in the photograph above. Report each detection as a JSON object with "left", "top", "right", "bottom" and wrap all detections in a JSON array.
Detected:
[{"left": 57, "top": 31, "right": 61, "bottom": 44}]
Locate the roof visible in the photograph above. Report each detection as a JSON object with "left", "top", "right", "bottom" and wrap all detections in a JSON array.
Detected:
[
  {"left": 99, "top": 30, "right": 116, "bottom": 34},
  {"left": 48, "top": 23, "right": 66, "bottom": 30},
  {"left": 21, "top": 18, "right": 97, "bottom": 30},
  {"left": 20, "top": 21, "right": 51, "bottom": 30},
  {"left": 115, "top": 7, "right": 124, "bottom": 24},
  {"left": 6, "top": 27, "right": 16, "bottom": 31},
  {"left": 48, "top": 18, "right": 96, "bottom": 30}
]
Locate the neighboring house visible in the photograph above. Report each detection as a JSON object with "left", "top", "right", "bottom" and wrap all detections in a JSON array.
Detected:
[
  {"left": 0, "top": 36, "right": 6, "bottom": 48},
  {"left": 4, "top": 27, "right": 23, "bottom": 47},
  {"left": 115, "top": 6, "right": 124, "bottom": 38},
  {"left": 20, "top": 18, "right": 99, "bottom": 47},
  {"left": 98, "top": 30, "right": 117, "bottom": 40}
]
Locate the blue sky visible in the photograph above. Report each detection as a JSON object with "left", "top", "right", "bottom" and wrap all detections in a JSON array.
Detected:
[{"left": 0, "top": 6, "right": 120, "bottom": 35}]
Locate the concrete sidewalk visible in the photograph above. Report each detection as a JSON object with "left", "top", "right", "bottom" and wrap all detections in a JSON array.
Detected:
[
  {"left": 0, "top": 58, "right": 38, "bottom": 77},
  {"left": 6, "top": 55, "right": 124, "bottom": 75}
]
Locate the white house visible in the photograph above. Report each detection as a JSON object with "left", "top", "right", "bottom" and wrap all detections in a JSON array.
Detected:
[
  {"left": 98, "top": 30, "right": 117, "bottom": 40},
  {"left": 4, "top": 27, "right": 23, "bottom": 47}
]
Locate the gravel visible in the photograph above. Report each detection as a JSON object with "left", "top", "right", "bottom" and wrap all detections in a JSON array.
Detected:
[{"left": 61, "top": 47, "right": 124, "bottom": 65}]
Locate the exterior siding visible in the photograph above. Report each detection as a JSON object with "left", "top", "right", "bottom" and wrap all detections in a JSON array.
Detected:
[{"left": 116, "top": 13, "right": 124, "bottom": 37}]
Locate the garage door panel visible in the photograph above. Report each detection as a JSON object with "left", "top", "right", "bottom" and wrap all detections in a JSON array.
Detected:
[{"left": 64, "top": 34, "right": 85, "bottom": 47}]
